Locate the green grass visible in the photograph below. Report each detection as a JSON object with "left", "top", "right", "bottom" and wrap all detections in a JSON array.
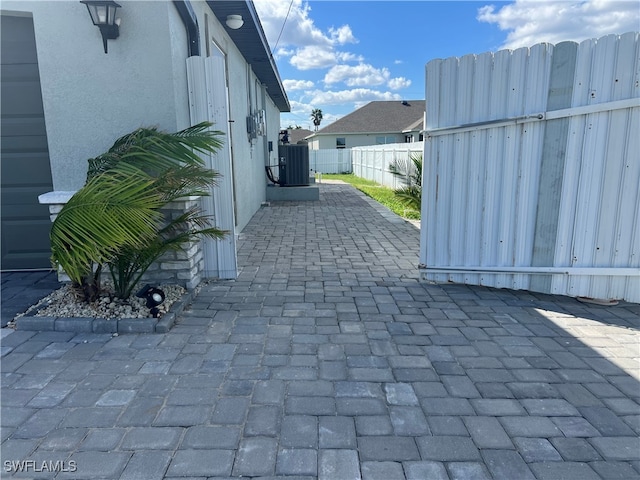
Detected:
[{"left": 323, "top": 173, "right": 421, "bottom": 220}]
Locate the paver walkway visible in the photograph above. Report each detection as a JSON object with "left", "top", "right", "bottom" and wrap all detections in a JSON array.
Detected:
[{"left": 1, "top": 183, "right": 639, "bottom": 479}]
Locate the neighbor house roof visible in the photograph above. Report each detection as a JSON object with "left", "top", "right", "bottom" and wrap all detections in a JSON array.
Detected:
[
  {"left": 207, "top": 1, "right": 290, "bottom": 112},
  {"left": 314, "top": 100, "right": 425, "bottom": 135},
  {"left": 287, "top": 128, "right": 313, "bottom": 144}
]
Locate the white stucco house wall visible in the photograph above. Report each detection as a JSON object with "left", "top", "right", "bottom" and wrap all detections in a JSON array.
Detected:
[{"left": 0, "top": 0, "right": 289, "bottom": 283}]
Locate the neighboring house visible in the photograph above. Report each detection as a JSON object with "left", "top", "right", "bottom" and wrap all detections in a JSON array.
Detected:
[
  {"left": 284, "top": 128, "right": 314, "bottom": 144},
  {"left": 0, "top": 0, "right": 289, "bottom": 283},
  {"left": 306, "top": 100, "right": 425, "bottom": 150}
]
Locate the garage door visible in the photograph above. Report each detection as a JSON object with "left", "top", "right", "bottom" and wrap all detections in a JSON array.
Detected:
[{"left": 1, "top": 14, "right": 54, "bottom": 270}]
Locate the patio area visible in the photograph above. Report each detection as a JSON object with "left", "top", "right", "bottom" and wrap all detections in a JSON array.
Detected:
[{"left": 1, "top": 182, "right": 638, "bottom": 479}]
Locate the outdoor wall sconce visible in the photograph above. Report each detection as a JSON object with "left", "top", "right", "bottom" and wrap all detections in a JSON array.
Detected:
[
  {"left": 136, "top": 284, "right": 166, "bottom": 318},
  {"left": 80, "top": 0, "right": 122, "bottom": 53},
  {"left": 226, "top": 14, "right": 244, "bottom": 30}
]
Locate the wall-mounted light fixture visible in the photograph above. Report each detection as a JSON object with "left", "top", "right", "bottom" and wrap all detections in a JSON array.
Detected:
[
  {"left": 226, "top": 14, "right": 244, "bottom": 30},
  {"left": 80, "top": 0, "right": 122, "bottom": 53}
]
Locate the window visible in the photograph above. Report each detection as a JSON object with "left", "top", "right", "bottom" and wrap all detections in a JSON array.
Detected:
[
  {"left": 336, "top": 137, "right": 346, "bottom": 149},
  {"left": 405, "top": 135, "right": 413, "bottom": 143},
  {"left": 377, "top": 136, "right": 397, "bottom": 144}
]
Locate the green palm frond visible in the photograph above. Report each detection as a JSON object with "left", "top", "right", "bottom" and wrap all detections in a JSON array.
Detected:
[
  {"left": 388, "top": 153, "right": 422, "bottom": 210},
  {"left": 393, "top": 185, "right": 422, "bottom": 211},
  {"left": 51, "top": 163, "right": 164, "bottom": 284},
  {"left": 155, "top": 164, "right": 220, "bottom": 201},
  {"left": 87, "top": 122, "right": 224, "bottom": 180},
  {"left": 57, "top": 122, "right": 227, "bottom": 301},
  {"left": 109, "top": 206, "right": 227, "bottom": 298}
]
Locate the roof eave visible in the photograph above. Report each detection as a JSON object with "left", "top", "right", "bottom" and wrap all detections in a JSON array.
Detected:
[{"left": 206, "top": 0, "right": 290, "bottom": 112}]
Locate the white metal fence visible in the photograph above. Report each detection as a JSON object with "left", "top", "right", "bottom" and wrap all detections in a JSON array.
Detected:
[{"left": 421, "top": 32, "right": 639, "bottom": 302}]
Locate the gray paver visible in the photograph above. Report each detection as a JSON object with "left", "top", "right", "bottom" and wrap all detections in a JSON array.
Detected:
[
  {"left": 2, "top": 184, "right": 639, "bottom": 480},
  {"left": 319, "top": 449, "right": 361, "bottom": 480},
  {"left": 481, "top": 450, "right": 535, "bottom": 480},
  {"left": 390, "top": 406, "right": 430, "bottom": 435},
  {"left": 529, "top": 461, "right": 601, "bottom": 480},
  {"left": 361, "top": 461, "right": 405, "bottom": 480},
  {"left": 60, "top": 451, "right": 131, "bottom": 479},
  {"left": 233, "top": 437, "right": 277, "bottom": 476},
  {"left": 359, "top": 436, "right": 420, "bottom": 461},
  {"left": 589, "top": 437, "right": 640, "bottom": 461},
  {"left": 403, "top": 461, "right": 448, "bottom": 480},
  {"left": 120, "top": 427, "right": 182, "bottom": 450},
  {"left": 447, "top": 462, "right": 492, "bottom": 480},
  {"left": 276, "top": 448, "right": 318, "bottom": 476},
  {"left": 319, "top": 416, "right": 356, "bottom": 448},
  {"left": 416, "top": 436, "right": 481, "bottom": 461},
  {"left": 513, "top": 437, "right": 562, "bottom": 462},
  {"left": 500, "top": 416, "right": 562, "bottom": 437},
  {"left": 551, "top": 437, "right": 602, "bottom": 461},
  {"left": 166, "top": 449, "right": 234, "bottom": 477},
  {"left": 464, "top": 416, "right": 513, "bottom": 449},
  {"left": 119, "top": 450, "right": 172, "bottom": 480},
  {"left": 579, "top": 406, "right": 637, "bottom": 436}
]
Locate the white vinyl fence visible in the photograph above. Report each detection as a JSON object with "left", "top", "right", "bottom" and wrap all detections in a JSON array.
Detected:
[
  {"left": 352, "top": 143, "right": 424, "bottom": 189},
  {"left": 309, "top": 148, "right": 352, "bottom": 174},
  {"left": 308, "top": 143, "right": 424, "bottom": 188},
  {"left": 421, "top": 32, "right": 639, "bottom": 302}
]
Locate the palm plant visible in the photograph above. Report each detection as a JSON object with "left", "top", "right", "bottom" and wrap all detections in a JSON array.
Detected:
[
  {"left": 311, "top": 108, "right": 323, "bottom": 131},
  {"left": 388, "top": 153, "right": 422, "bottom": 211},
  {"left": 51, "top": 122, "right": 227, "bottom": 302}
]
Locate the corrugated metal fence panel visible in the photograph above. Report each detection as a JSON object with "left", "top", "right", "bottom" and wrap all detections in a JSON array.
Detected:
[
  {"left": 351, "top": 143, "right": 424, "bottom": 189},
  {"left": 423, "top": 44, "right": 553, "bottom": 288},
  {"left": 553, "top": 32, "right": 640, "bottom": 301},
  {"left": 421, "top": 33, "right": 640, "bottom": 302}
]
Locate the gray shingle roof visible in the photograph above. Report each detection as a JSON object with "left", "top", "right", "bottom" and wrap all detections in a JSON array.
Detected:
[
  {"left": 287, "top": 128, "right": 314, "bottom": 144},
  {"left": 315, "top": 100, "right": 425, "bottom": 135}
]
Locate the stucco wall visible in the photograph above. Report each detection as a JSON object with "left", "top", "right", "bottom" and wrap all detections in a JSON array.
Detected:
[
  {"left": 1, "top": 1, "right": 187, "bottom": 191},
  {"left": 163, "top": 0, "right": 280, "bottom": 232},
  {"left": 4, "top": 0, "right": 283, "bottom": 234}
]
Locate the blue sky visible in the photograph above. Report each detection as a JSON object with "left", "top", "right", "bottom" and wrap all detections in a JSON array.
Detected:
[{"left": 253, "top": 0, "right": 639, "bottom": 130}]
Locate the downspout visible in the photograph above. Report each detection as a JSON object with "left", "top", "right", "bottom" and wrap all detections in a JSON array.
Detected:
[
  {"left": 173, "top": 0, "right": 200, "bottom": 56},
  {"left": 261, "top": 83, "right": 270, "bottom": 168}
]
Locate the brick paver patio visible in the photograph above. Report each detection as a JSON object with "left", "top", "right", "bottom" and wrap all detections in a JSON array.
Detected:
[{"left": 1, "top": 183, "right": 638, "bottom": 479}]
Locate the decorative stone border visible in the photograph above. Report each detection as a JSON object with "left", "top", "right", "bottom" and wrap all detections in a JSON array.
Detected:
[{"left": 13, "top": 291, "right": 194, "bottom": 334}]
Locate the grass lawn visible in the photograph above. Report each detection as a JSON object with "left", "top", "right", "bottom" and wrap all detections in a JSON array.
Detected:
[{"left": 322, "top": 173, "right": 420, "bottom": 221}]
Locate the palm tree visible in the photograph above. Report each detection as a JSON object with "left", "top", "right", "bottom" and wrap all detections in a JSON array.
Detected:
[
  {"left": 388, "top": 153, "right": 422, "bottom": 211},
  {"left": 310, "top": 108, "right": 323, "bottom": 131},
  {"left": 51, "top": 122, "right": 227, "bottom": 301}
]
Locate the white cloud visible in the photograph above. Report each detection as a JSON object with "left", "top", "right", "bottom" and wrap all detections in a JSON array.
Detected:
[
  {"left": 388, "top": 77, "right": 412, "bottom": 90},
  {"left": 255, "top": 0, "right": 363, "bottom": 71},
  {"left": 290, "top": 46, "right": 340, "bottom": 70},
  {"left": 324, "top": 64, "right": 391, "bottom": 87},
  {"left": 254, "top": 0, "right": 331, "bottom": 49},
  {"left": 322, "top": 64, "right": 411, "bottom": 90},
  {"left": 308, "top": 88, "right": 403, "bottom": 106},
  {"left": 329, "top": 25, "right": 358, "bottom": 45},
  {"left": 478, "top": 0, "right": 640, "bottom": 50},
  {"left": 283, "top": 79, "right": 315, "bottom": 91}
]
